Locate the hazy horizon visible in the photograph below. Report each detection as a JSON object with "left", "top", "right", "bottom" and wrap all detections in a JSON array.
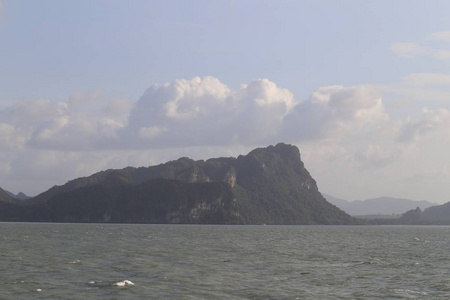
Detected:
[{"left": 2, "top": 1, "right": 450, "bottom": 203}]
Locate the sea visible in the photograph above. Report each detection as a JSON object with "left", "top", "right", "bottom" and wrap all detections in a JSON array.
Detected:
[{"left": 2, "top": 223, "right": 450, "bottom": 299}]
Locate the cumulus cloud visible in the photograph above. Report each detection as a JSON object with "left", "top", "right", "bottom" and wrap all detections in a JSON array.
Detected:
[
  {"left": 0, "top": 91, "right": 130, "bottom": 152},
  {"left": 29, "top": 117, "right": 123, "bottom": 151},
  {"left": 1, "top": 99, "right": 65, "bottom": 129},
  {"left": 123, "top": 77, "right": 393, "bottom": 149},
  {"left": 124, "top": 76, "right": 297, "bottom": 147},
  {"left": 4, "top": 76, "right": 447, "bottom": 160},
  {"left": 233, "top": 79, "right": 296, "bottom": 142},
  {"left": 283, "top": 85, "right": 388, "bottom": 141},
  {"left": 0, "top": 77, "right": 393, "bottom": 152}
]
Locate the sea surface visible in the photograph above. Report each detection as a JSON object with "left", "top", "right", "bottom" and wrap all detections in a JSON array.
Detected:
[{"left": 2, "top": 223, "right": 450, "bottom": 299}]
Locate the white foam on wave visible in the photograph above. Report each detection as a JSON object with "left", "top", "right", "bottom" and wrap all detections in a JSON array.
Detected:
[
  {"left": 113, "top": 280, "right": 134, "bottom": 287},
  {"left": 393, "top": 288, "right": 428, "bottom": 296},
  {"left": 67, "top": 259, "right": 81, "bottom": 264}
]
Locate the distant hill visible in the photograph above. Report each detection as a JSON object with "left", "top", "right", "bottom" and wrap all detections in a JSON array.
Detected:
[
  {"left": 0, "top": 143, "right": 359, "bottom": 225},
  {"left": 422, "top": 202, "right": 450, "bottom": 221},
  {"left": 323, "top": 194, "right": 437, "bottom": 216},
  {"left": 5, "top": 191, "right": 30, "bottom": 200},
  {"left": 367, "top": 201, "right": 450, "bottom": 225}
]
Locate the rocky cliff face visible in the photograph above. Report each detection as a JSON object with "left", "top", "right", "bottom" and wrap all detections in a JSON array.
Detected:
[
  {"left": 230, "top": 144, "right": 354, "bottom": 224},
  {"left": 2, "top": 143, "right": 358, "bottom": 224}
]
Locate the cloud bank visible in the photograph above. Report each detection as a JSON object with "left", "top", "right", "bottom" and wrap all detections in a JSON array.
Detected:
[{"left": 0, "top": 76, "right": 392, "bottom": 151}]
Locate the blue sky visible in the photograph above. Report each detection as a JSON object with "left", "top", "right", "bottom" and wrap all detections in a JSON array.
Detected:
[{"left": 2, "top": 0, "right": 450, "bottom": 203}]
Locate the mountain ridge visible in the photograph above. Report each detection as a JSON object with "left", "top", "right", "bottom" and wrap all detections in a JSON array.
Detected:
[
  {"left": 0, "top": 143, "right": 359, "bottom": 225},
  {"left": 323, "top": 193, "right": 437, "bottom": 216}
]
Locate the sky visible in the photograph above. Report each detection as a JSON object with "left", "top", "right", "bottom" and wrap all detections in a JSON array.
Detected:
[{"left": 2, "top": 0, "right": 450, "bottom": 203}]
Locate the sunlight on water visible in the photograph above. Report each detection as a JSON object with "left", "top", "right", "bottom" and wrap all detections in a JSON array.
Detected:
[{"left": 2, "top": 223, "right": 450, "bottom": 299}]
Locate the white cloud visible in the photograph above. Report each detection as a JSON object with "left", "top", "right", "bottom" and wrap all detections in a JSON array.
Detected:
[
  {"left": 33, "top": 116, "right": 69, "bottom": 141},
  {"left": 0, "top": 99, "right": 65, "bottom": 129},
  {"left": 390, "top": 31, "right": 450, "bottom": 60},
  {"left": 427, "top": 31, "right": 450, "bottom": 42},
  {"left": 401, "top": 73, "right": 450, "bottom": 87},
  {"left": 0, "top": 91, "right": 130, "bottom": 152},
  {"left": 243, "top": 79, "right": 296, "bottom": 111},
  {"left": 68, "top": 90, "right": 102, "bottom": 109},
  {"left": 0, "top": 123, "right": 26, "bottom": 151},
  {"left": 432, "top": 49, "right": 450, "bottom": 59},
  {"left": 354, "top": 144, "right": 401, "bottom": 169},
  {"left": 231, "top": 79, "right": 296, "bottom": 143},
  {"left": 67, "top": 90, "right": 132, "bottom": 122},
  {"left": 283, "top": 85, "right": 388, "bottom": 141},
  {"left": 0, "top": 77, "right": 391, "bottom": 152},
  {"left": 138, "top": 126, "right": 168, "bottom": 139},
  {"left": 390, "top": 42, "right": 428, "bottom": 59},
  {"left": 398, "top": 108, "right": 450, "bottom": 143},
  {"left": 125, "top": 76, "right": 297, "bottom": 147},
  {"left": 372, "top": 72, "right": 450, "bottom": 110},
  {"left": 103, "top": 98, "right": 134, "bottom": 119},
  {"left": 154, "top": 76, "right": 232, "bottom": 121},
  {"left": 125, "top": 78, "right": 390, "bottom": 148}
]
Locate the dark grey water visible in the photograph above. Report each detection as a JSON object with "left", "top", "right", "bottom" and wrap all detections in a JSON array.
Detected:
[{"left": 2, "top": 223, "right": 450, "bottom": 299}]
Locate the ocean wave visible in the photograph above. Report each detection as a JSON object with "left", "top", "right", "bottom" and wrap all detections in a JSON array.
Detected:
[
  {"left": 67, "top": 259, "right": 81, "bottom": 264},
  {"left": 113, "top": 280, "right": 134, "bottom": 287}
]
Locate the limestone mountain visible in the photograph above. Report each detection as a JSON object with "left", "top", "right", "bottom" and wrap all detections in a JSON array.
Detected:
[{"left": 1, "top": 143, "right": 359, "bottom": 225}]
